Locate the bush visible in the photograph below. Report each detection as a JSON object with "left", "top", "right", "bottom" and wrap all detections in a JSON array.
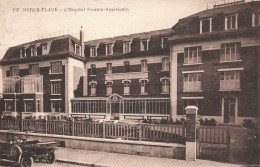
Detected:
[
  {"left": 199, "top": 119, "right": 204, "bottom": 125},
  {"left": 209, "top": 118, "right": 216, "bottom": 126},
  {"left": 168, "top": 118, "right": 174, "bottom": 124},
  {"left": 173, "top": 119, "right": 182, "bottom": 125},
  {"left": 160, "top": 118, "right": 168, "bottom": 124},
  {"left": 243, "top": 119, "right": 256, "bottom": 129},
  {"left": 142, "top": 119, "right": 148, "bottom": 123},
  {"left": 3, "top": 115, "right": 15, "bottom": 119}
]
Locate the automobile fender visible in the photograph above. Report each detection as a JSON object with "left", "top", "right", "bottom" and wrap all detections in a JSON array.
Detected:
[{"left": 10, "top": 145, "right": 22, "bottom": 163}]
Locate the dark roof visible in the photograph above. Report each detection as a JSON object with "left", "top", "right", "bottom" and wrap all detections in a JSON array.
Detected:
[
  {"left": 0, "top": 35, "right": 83, "bottom": 64},
  {"left": 85, "top": 28, "right": 173, "bottom": 46}
]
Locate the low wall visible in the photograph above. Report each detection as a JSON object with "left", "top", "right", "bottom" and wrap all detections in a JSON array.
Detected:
[{"left": 0, "top": 130, "right": 185, "bottom": 160}]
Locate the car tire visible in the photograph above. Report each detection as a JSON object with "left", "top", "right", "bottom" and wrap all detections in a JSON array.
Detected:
[
  {"left": 21, "top": 156, "right": 34, "bottom": 167},
  {"left": 46, "top": 152, "right": 56, "bottom": 164}
]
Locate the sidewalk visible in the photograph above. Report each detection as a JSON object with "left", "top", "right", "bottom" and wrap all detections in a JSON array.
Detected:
[{"left": 55, "top": 147, "right": 238, "bottom": 167}]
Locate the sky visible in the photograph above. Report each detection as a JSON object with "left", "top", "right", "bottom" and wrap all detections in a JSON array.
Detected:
[{"left": 0, "top": 0, "right": 219, "bottom": 59}]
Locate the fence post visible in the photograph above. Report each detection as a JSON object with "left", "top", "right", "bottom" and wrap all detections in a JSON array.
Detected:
[
  {"left": 138, "top": 124, "right": 142, "bottom": 141},
  {"left": 45, "top": 117, "right": 48, "bottom": 134},
  {"left": 71, "top": 118, "right": 74, "bottom": 136},
  {"left": 185, "top": 106, "right": 198, "bottom": 161},
  {"left": 102, "top": 122, "right": 105, "bottom": 138}
]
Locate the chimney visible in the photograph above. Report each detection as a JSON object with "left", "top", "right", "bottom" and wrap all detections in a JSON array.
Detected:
[{"left": 80, "top": 26, "right": 84, "bottom": 56}]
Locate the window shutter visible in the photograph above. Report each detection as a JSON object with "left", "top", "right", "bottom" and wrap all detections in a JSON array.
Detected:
[{"left": 184, "top": 48, "right": 188, "bottom": 64}]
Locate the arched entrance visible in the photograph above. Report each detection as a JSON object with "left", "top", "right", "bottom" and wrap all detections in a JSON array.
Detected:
[{"left": 107, "top": 94, "right": 124, "bottom": 120}]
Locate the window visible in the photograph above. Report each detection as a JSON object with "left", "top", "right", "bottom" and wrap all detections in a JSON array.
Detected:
[
  {"left": 225, "top": 14, "right": 238, "bottom": 30},
  {"left": 183, "top": 73, "right": 202, "bottom": 92},
  {"left": 51, "top": 81, "right": 61, "bottom": 94},
  {"left": 24, "top": 100, "right": 34, "bottom": 112},
  {"left": 162, "top": 57, "right": 169, "bottom": 71},
  {"left": 106, "top": 63, "right": 112, "bottom": 74},
  {"left": 161, "top": 77, "right": 170, "bottom": 94},
  {"left": 183, "top": 99, "right": 202, "bottom": 114},
  {"left": 223, "top": 97, "right": 236, "bottom": 123},
  {"left": 140, "top": 39, "right": 149, "bottom": 51},
  {"left": 140, "top": 79, "right": 148, "bottom": 94},
  {"left": 5, "top": 100, "right": 14, "bottom": 111},
  {"left": 36, "top": 100, "right": 40, "bottom": 112},
  {"left": 106, "top": 44, "right": 113, "bottom": 55},
  {"left": 161, "top": 37, "right": 169, "bottom": 49},
  {"left": 90, "top": 64, "right": 96, "bottom": 75},
  {"left": 10, "top": 66, "right": 19, "bottom": 76},
  {"left": 106, "top": 81, "right": 113, "bottom": 95},
  {"left": 220, "top": 71, "right": 240, "bottom": 90},
  {"left": 51, "top": 100, "right": 61, "bottom": 112},
  {"left": 253, "top": 11, "right": 260, "bottom": 26},
  {"left": 50, "top": 61, "right": 62, "bottom": 74},
  {"left": 42, "top": 43, "right": 49, "bottom": 55},
  {"left": 29, "top": 64, "right": 39, "bottom": 75},
  {"left": 20, "top": 48, "right": 26, "bottom": 58},
  {"left": 123, "top": 42, "right": 131, "bottom": 53},
  {"left": 220, "top": 43, "right": 240, "bottom": 62},
  {"left": 75, "top": 44, "right": 81, "bottom": 55},
  {"left": 31, "top": 46, "right": 37, "bottom": 56},
  {"left": 89, "top": 81, "right": 97, "bottom": 96},
  {"left": 184, "top": 47, "right": 202, "bottom": 64},
  {"left": 123, "top": 80, "right": 130, "bottom": 95},
  {"left": 90, "top": 46, "right": 97, "bottom": 57},
  {"left": 200, "top": 18, "right": 212, "bottom": 33},
  {"left": 141, "top": 59, "right": 147, "bottom": 72},
  {"left": 124, "top": 61, "right": 130, "bottom": 73}
]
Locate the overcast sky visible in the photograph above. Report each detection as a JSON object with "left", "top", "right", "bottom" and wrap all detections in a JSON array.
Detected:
[{"left": 0, "top": 0, "right": 217, "bottom": 59}]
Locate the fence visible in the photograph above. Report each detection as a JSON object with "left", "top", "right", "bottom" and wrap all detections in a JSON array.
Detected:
[
  {"left": 198, "top": 126, "right": 228, "bottom": 144},
  {"left": 0, "top": 118, "right": 185, "bottom": 144}
]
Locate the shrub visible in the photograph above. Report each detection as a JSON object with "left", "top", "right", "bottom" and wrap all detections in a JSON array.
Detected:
[
  {"left": 168, "top": 118, "right": 174, "bottom": 124},
  {"left": 199, "top": 119, "right": 204, "bottom": 125},
  {"left": 160, "top": 118, "right": 168, "bottom": 124},
  {"left": 209, "top": 118, "right": 216, "bottom": 126},
  {"left": 3, "top": 115, "right": 15, "bottom": 119},
  {"left": 180, "top": 118, "right": 186, "bottom": 124},
  {"left": 173, "top": 119, "right": 182, "bottom": 125},
  {"left": 142, "top": 119, "right": 148, "bottom": 123},
  {"left": 243, "top": 119, "right": 256, "bottom": 129}
]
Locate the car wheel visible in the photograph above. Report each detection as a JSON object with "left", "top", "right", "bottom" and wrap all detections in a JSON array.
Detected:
[
  {"left": 10, "top": 145, "right": 22, "bottom": 161},
  {"left": 46, "top": 152, "right": 56, "bottom": 164},
  {"left": 21, "top": 157, "right": 34, "bottom": 167}
]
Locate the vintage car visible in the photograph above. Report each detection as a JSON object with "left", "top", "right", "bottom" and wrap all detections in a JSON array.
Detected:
[{"left": 0, "top": 138, "right": 57, "bottom": 167}]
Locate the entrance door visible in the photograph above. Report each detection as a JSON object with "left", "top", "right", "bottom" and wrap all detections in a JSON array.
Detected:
[{"left": 223, "top": 97, "right": 236, "bottom": 123}]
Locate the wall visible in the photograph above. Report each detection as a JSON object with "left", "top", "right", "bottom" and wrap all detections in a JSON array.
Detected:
[{"left": 0, "top": 130, "right": 185, "bottom": 160}]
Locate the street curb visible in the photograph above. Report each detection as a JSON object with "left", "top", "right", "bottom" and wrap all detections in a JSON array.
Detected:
[{"left": 56, "top": 159, "right": 110, "bottom": 167}]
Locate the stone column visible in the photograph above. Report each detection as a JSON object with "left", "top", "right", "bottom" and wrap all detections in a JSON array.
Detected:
[{"left": 185, "top": 106, "right": 198, "bottom": 161}]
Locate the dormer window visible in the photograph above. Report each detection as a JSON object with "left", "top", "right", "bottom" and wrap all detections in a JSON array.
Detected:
[
  {"left": 20, "top": 48, "right": 26, "bottom": 58},
  {"left": 200, "top": 18, "right": 212, "bottom": 33},
  {"left": 31, "top": 46, "right": 37, "bottom": 56},
  {"left": 225, "top": 14, "right": 238, "bottom": 30},
  {"left": 42, "top": 43, "right": 49, "bottom": 55},
  {"left": 252, "top": 11, "right": 260, "bottom": 26},
  {"left": 90, "top": 46, "right": 97, "bottom": 57},
  {"left": 106, "top": 44, "right": 113, "bottom": 55},
  {"left": 161, "top": 37, "right": 169, "bottom": 49},
  {"left": 140, "top": 39, "right": 149, "bottom": 51},
  {"left": 75, "top": 44, "right": 81, "bottom": 55},
  {"left": 123, "top": 42, "right": 131, "bottom": 53}
]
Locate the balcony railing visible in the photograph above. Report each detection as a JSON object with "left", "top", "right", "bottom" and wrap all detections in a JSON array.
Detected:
[
  {"left": 183, "top": 81, "right": 201, "bottom": 92},
  {"left": 220, "top": 80, "right": 240, "bottom": 90},
  {"left": 2, "top": 75, "right": 43, "bottom": 93}
]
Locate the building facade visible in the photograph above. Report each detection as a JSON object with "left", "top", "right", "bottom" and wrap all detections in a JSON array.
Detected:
[{"left": 0, "top": 1, "right": 259, "bottom": 124}]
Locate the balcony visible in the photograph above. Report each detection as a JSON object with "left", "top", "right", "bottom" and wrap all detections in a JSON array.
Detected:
[
  {"left": 183, "top": 81, "right": 202, "bottom": 92},
  {"left": 220, "top": 80, "right": 240, "bottom": 91},
  {"left": 2, "top": 75, "right": 43, "bottom": 93},
  {"left": 105, "top": 72, "right": 148, "bottom": 81}
]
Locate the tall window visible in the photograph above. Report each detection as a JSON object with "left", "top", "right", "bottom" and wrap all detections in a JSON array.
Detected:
[
  {"left": 123, "top": 42, "right": 131, "bottom": 53},
  {"left": 90, "top": 64, "right": 96, "bottom": 75},
  {"left": 220, "top": 43, "right": 240, "bottom": 62},
  {"left": 162, "top": 57, "right": 169, "bottom": 71},
  {"left": 42, "top": 43, "right": 48, "bottom": 55},
  {"left": 5, "top": 100, "right": 14, "bottom": 111},
  {"left": 252, "top": 11, "right": 260, "bottom": 26},
  {"left": 200, "top": 18, "right": 212, "bottom": 33},
  {"left": 123, "top": 80, "right": 130, "bottom": 95},
  {"left": 140, "top": 40, "right": 149, "bottom": 51},
  {"left": 31, "top": 46, "right": 37, "bottom": 56},
  {"left": 140, "top": 79, "right": 148, "bottom": 94},
  {"left": 29, "top": 64, "right": 39, "bottom": 75},
  {"left": 51, "top": 81, "right": 61, "bottom": 94},
  {"left": 106, "top": 81, "right": 113, "bottom": 95},
  {"left": 106, "top": 44, "right": 113, "bottom": 55},
  {"left": 220, "top": 71, "right": 240, "bottom": 90},
  {"left": 124, "top": 61, "right": 130, "bottom": 73},
  {"left": 75, "top": 44, "right": 81, "bottom": 55},
  {"left": 89, "top": 81, "right": 97, "bottom": 96},
  {"left": 24, "top": 101, "right": 34, "bottom": 112},
  {"left": 50, "top": 61, "right": 62, "bottom": 74},
  {"left": 90, "top": 46, "right": 97, "bottom": 57},
  {"left": 10, "top": 66, "right": 19, "bottom": 76},
  {"left": 161, "top": 78, "right": 170, "bottom": 93},
  {"left": 161, "top": 37, "right": 169, "bottom": 49},
  {"left": 184, "top": 47, "right": 202, "bottom": 64},
  {"left": 20, "top": 48, "right": 26, "bottom": 58},
  {"left": 183, "top": 73, "right": 202, "bottom": 92},
  {"left": 106, "top": 63, "right": 112, "bottom": 74},
  {"left": 223, "top": 97, "right": 236, "bottom": 123},
  {"left": 183, "top": 99, "right": 202, "bottom": 114},
  {"left": 51, "top": 100, "right": 61, "bottom": 112},
  {"left": 225, "top": 14, "right": 237, "bottom": 30},
  {"left": 141, "top": 59, "right": 147, "bottom": 72}
]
